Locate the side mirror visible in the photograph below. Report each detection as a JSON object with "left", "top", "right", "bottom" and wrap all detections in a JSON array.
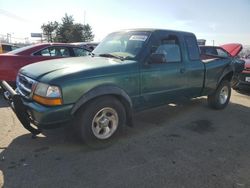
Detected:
[{"left": 149, "top": 53, "right": 166, "bottom": 64}]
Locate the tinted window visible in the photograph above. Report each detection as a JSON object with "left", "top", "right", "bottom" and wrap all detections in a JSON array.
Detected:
[
  {"left": 185, "top": 36, "right": 200, "bottom": 60},
  {"left": 155, "top": 43, "right": 181, "bottom": 63},
  {"left": 72, "top": 47, "right": 89, "bottom": 56},
  {"left": 201, "top": 47, "right": 217, "bottom": 55},
  {"left": 217, "top": 48, "right": 229, "bottom": 57},
  {"left": 39, "top": 48, "right": 50, "bottom": 56},
  {"left": 200, "top": 47, "right": 229, "bottom": 58},
  {"left": 151, "top": 36, "right": 181, "bottom": 63},
  {"left": 34, "top": 47, "right": 70, "bottom": 57}
]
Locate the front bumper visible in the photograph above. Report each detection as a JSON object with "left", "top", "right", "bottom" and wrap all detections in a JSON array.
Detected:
[{"left": 1, "top": 81, "right": 74, "bottom": 134}]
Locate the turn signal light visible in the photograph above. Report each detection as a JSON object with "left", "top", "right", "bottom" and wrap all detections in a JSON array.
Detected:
[{"left": 33, "top": 94, "right": 62, "bottom": 106}]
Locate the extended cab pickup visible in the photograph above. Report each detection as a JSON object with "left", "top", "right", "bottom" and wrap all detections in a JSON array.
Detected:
[{"left": 1, "top": 29, "right": 237, "bottom": 144}]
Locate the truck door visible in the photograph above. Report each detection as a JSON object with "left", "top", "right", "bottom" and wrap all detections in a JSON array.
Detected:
[{"left": 140, "top": 33, "right": 187, "bottom": 108}]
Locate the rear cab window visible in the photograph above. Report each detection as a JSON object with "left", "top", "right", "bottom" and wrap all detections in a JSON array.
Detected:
[{"left": 185, "top": 35, "right": 200, "bottom": 61}]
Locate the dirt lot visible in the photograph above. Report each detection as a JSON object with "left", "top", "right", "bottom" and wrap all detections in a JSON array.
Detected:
[{"left": 0, "top": 89, "right": 250, "bottom": 188}]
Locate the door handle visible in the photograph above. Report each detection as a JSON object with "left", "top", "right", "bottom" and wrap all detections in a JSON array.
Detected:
[{"left": 180, "top": 68, "right": 186, "bottom": 74}]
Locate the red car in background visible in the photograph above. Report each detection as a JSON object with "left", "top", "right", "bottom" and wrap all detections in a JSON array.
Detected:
[
  {"left": 0, "top": 43, "right": 90, "bottom": 85},
  {"left": 221, "top": 43, "right": 250, "bottom": 90},
  {"left": 233, "top": 58, "right": 250, "bottom": 89}
]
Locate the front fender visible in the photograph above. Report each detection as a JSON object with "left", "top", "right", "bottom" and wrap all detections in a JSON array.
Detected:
[{"left": 71, "top": 84, "right": 133, "bottom": 115}]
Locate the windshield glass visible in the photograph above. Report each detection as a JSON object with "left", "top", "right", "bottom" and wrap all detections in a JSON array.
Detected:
[{"left": 93, "top": 31, "right": 151, "bottom": 60}]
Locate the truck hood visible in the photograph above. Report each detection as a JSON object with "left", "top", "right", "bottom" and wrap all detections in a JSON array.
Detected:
[
  {"left": 20, "top": 56, "right": 136, "bottom": 83},
  {"left": 220, "top": 43, "right": 242, "bottom": 57}
]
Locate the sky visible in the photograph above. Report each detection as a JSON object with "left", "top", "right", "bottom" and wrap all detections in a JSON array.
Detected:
[{"left": 0, "top": 0, "right": 250, "bottom": 45}]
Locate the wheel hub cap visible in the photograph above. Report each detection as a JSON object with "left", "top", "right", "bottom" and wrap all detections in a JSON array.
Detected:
[
  {"left": 219, "top": 86, "right": 229, "bottom": 104},
  {"left": 91, "top": 107, "right": 119, "bottom": 140},
  {"left": 100, "top": 118, "right": 109, "bottom": 128}
]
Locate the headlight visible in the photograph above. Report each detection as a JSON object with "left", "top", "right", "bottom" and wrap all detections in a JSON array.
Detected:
[{"left": 32, "top": 82, "right": 62, "bottom": 106}]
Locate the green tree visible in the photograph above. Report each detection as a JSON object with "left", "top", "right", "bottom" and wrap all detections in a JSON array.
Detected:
[
  {"left": 41, "top": 14, "right": 95, "bottom": 43},
  {"left": 54, "top": 14, "right": 74, "bottom": 42},
  {"left": 41, "top": 21, "right": 58, "bottom": 42},
  {"left": 82, "top": 24, "right": 94, "bottom": 42}
]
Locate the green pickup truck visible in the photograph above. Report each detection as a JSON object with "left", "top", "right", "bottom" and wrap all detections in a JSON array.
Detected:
[{"left": 1, "top": 29, "right": 237, "bottom": 143}]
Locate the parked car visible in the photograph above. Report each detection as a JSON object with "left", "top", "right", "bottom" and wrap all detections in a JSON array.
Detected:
[
  {"left": 200, "top": 45, "right": 232, "bottom": 59},
  {"left": 1, "top": 29, "right": 239, "bottom": 144},
  {"left": 0, "top": 43, "right": 90, "bottom": 85},
  {"left": 232, "top": 58, "right": 250, "bottom": 89},
  {"left": 0, "top": 43, "right": 19, "bottom": 54},
  {"left": 221, "top": 43, "right": 243, "bottom": 57}
]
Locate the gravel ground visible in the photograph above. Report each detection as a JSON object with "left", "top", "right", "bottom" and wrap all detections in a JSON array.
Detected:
[{"left": 0, "top": 89, "right": 250, "bottom": 188}]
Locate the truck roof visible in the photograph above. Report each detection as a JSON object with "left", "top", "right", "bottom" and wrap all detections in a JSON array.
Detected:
[{"left": 116, "top": 28, "right": 195, "bottom": 36}]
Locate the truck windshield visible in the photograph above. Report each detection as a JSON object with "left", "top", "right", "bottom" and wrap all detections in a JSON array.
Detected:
[{"left": 93, "top": 31, "right": 151, "bottom": 60}]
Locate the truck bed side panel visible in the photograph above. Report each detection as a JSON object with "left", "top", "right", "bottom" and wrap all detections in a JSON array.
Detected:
[{"left": 202, "top": 58, "right": 232, "bottom": 95}]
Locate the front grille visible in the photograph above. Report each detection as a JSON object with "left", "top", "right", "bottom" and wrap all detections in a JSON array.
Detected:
[{"left": 16, "top": 74, "right": 36, "bottom": 99}]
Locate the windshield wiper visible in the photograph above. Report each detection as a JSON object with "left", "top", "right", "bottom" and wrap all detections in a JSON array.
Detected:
[{"left": 98, "top": 53, "right": 124, "bottom": 61}]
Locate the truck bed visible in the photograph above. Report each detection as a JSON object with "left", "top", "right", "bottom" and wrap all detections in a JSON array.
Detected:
[{"left": 202, "top": 57, "right": 232, "bottom": 95}]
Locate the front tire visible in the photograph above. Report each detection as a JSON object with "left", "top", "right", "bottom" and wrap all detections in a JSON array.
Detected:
[
  {"left": 207, "top": 80, "right": 231, "bottom": 109},
  {"left": 75, "top": 96, "right": 126, "bottom": 146}
]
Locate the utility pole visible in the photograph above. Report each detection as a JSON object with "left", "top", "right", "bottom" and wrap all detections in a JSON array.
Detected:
[
  {"left": 212, "top": 40, "right": 215, "bottom": 46},
  {"left": 84, "top": 10, "right": 86, "bottom": 25}
]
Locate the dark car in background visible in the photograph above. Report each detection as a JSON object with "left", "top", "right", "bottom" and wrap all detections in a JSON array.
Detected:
[
  {"left": 0, "top": 43, "right": 19, "bottom": 54},
  {"left": 0, "top": 43, "right": 90, "bottom": 84}
]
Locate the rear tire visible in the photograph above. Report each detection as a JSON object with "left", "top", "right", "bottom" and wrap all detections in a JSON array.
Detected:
[
  {"left": 208, "top": 80, "right": 231, "bottom": 109},
  {"left": 75, "top": 96, "right": 126, "bottom": 148}
]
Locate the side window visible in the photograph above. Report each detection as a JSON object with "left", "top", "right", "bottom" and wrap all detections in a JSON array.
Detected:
[
  {"left": 151, "top": 36, "right": 181, "bottom": 63},
  {"left": 185, "top": 36, "right": 200, "bottom": 60},
  {"left": 73, "top": 48, "right": 89, "bottom": 56},
  {"left": 39, "top": 48, "right": 50, "bottom": 56},
  {"left": 216, "top": 48, "right": 228, "bottom": 57},
  {"left": 34, "top": 47, "right": 70, "bottom": 57},
  {"left": 59, "top": 47, "right": 70, "bottom": 57},
  {"left": 206, "top": 47, "right": 218, "bottom": 56}
]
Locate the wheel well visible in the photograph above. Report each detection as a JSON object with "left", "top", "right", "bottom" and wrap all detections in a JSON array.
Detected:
[
  {"left": 221, "top": 72, "right": 233, "bottom": 82},
  {"left": 74, "top": 94, "right": 133, "bottom": 126}
]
